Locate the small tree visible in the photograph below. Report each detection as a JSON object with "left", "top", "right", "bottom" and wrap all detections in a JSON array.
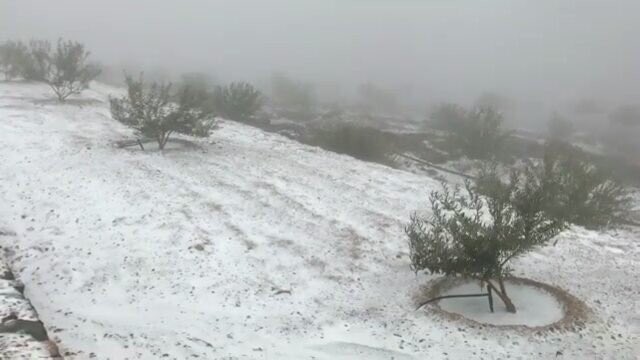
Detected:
[
  {"left": 6, "top": 39, "right": 101, "bottom": 100},
  {"left": 307, "top": 124, "right": 395, "bottom": 164},
  {"left": 547, "top": 113, "right": 574, "bottom": 140},
  {"left": 428, "top": 104, "right": 511, "bottom": 159},
  {"left": 0, "top": 41, "right": 29, "bottom": 80},
  {"left": 535, "top": 142, "right": 631, "bottom": 228},
  {"left": 450, "top": 106, "right": 511, "bottom": 160},
  {"left": 177, "top": 72, "right": 216, "bottom": 95},
  {"left": 43, "top": 39, "right": 101, "bottom": 101},
  {"left": 407, "top": 167, "right": 566, "bottom": 313},
  {"left": 271, "top": 73, "right": 317, "bottom": 116},
  {"left": 428, "top": 103, "right": 467, "bottom": 132},
  {"left": 214, "top": 82, "right": 262, "bottom": 121},
  {"left": 110, "top": 74, "right": 216, "bottom": 150},
  {"left": 474, "top": 92, "right": 515, "bottom": 116},
  {"left": 20, "top": 40, "right": 51, "bottom": 81}
]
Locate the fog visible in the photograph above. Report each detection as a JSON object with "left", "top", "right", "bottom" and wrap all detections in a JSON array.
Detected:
[{"left": 2, "top": 0, "right": 640, "bottom": 128}]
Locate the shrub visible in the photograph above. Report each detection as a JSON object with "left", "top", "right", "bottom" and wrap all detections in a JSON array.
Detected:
[
  {"left": 177, "top": 72, "right": 216, "bottom": 95},
  {"left": 270, "top": 73, "right": 316, "bottom": 117},
  {"left": 546, "top": 114, "right": 574, "bottom": 140},
  {"left": 306, "top": 124, "right": 396, "bottom": 164},
  {"left": 21, "top": 40, "right": 51, "bottom": 81},
  {"left": 4, "top": 39, "right": 101, "bottom": 100},
  {"left": 0, "top": 40, "right": 49, "bottom": 81},
  {"left": 213, "top": 82, "right": 262, "bottom": 121},
  {"left": 537, "top": 142, "right": 631, "bottom": 228},
  {"left": 428, "top": 104, "right": 511, "bottom": 159},
  {"left": 407, "top": 167, "right": 566, "bottom": 313},
  {"left": 0, "top": 41, "right": 29, "bottom": 80},
  {"left": 43, "top": 39, "right": 101, "bottom": 101},
  {"left": 174, "top": 73, "right": 215, "bottom": 114},
  {"left": 474, "top": 92, "right": 514, "bottom": 115},
  {"left": 450, "top": 106, "right": 511, "bottom": 160},
  {"left": 110, "top": 74, "right": 216, "bottom": 150},
  {"left": 476, "top": 142, "right": 632, "bottom": 228},
  {"left": 428, "top": 103, "right": 467, "bottom": 132}
]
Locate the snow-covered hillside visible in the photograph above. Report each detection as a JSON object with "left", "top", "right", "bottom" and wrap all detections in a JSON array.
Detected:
[{"left": 0, "top": 82, "right": 638, "bottom": 359}]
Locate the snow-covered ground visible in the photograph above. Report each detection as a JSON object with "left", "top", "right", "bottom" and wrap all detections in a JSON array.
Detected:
[{"left": 0, "top": 82, "right": 638, "bottom": 359}]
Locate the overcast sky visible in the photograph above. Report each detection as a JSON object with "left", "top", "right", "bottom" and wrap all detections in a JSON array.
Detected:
[{"left": 2, "top": 0, "right": 639, "bottom": 123}]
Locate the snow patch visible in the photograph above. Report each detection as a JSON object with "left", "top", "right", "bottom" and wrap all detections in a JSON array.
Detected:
[{"left": 439, "top": 280, "right": 564, "bottom": 326}]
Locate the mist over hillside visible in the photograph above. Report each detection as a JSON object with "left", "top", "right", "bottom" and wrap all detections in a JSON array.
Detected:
[{"left": 3, "top": 0, "right": 640, "bottom": 130}]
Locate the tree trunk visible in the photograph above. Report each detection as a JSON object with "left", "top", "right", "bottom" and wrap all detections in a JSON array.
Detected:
[
  {"left": 498, "top": 277, "right": 508, "bottom": 297},
  {"left": 50, "top": 83, "right": 67, "bottom": 102},
  {"left": 54, "top": 89, "right": 64, "bottom": 102},
  {"left": 158, "top": 133, "right": 167, "bottom": 150},
  {"left": 486, "top": 280, "right": 516, "bottom": 313}
]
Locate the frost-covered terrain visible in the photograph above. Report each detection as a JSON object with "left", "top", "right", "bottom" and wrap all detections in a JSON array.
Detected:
[{"left": 0, "top": 82, "right": 639, "bottom": 359}]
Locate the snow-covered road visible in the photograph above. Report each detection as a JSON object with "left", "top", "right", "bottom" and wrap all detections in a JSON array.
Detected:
[{"left": 0, "top": 82, "right": 638, "bottom": 359}]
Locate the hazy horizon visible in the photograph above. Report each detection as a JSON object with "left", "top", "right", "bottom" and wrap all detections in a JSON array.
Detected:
[{"left": 2, "top": 0, "right": 639, "bottom": 127}]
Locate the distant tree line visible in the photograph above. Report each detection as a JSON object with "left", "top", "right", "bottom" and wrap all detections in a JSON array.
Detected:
[
  {"left": 0, "top": 39, "right": 101, "bottom": 101},
  {"left": 1, "top": 38, "right": 266, "bottom": 150}
]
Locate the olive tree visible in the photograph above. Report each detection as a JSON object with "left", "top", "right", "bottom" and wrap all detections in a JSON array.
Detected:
[
  {"left": 43, "top": 39, "right": 101, "bottom": 101},
  {"left": 110, "top": 74, "right": 216, "bottom": 150},
  {"left": 270, "top": 73, "right": 317, "bottom": 117},
  {"left": 20, "top": 40, "right": 51, "bottom": 81},
  {"left": 406, "top": 167, "right": 566, "bottom": 313},
  {"left": 452, "top": 107, "right": 511, "bottom": 159},
  {"left": 214, "top": 82, "right": 263, "bottom": 121},
  {"left": 5, "top": 39, "right": 101, "bottom": 101},
  {"left": 534, "top": 142, "right": 631, "bottom": 228},
  {"left": 429, "top": 104, "right": 511, "bottom": 160},
  {"left": 0, "top": 41, "right": 29, "bottom": 80},
  {"left": 428, "top": 103, "right": 467, "bottom": 131}
]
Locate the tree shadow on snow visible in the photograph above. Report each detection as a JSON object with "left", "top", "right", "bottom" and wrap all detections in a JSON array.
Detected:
[
  {"left": 115, "top": 137, "right": 205, "bottom": 153},
  {"left": 31, "top": 98, "right": 103, "bottom": 107}
]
